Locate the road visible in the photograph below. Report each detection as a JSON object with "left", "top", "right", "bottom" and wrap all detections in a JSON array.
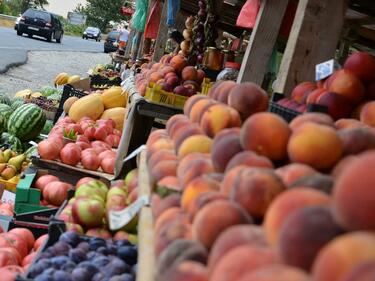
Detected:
[{"left": 0, "top": 26, "right": 104, "bottom": 73}]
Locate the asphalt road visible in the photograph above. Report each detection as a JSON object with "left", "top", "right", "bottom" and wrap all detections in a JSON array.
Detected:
[{"left": 0, "top": 26, "right": 104, "bottom": 73}]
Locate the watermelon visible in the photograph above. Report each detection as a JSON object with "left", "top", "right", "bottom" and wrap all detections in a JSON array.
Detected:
[
  {"left": 41, "top": 120, "right": 53, "bottom": 135},
  {"left": 7, "top": 104, "right": 46, "bottom": 142},
  {"left": 0, "top": 114, "right": 6, "bottom": 134},
  {"left": 0, "top": 93, "right": 11, "bottom": 105},
  {"left": 0, "top": 133, "right": 23, "bottom": 153},
  {"left": 0, "top": 104, "right": 12, "bottom": 120},
  {"left": 47, "top": 93, "right": 62, "bottom": 101},
  {"left": 11, "top": 99, "right": 24, "bottom": 110}
]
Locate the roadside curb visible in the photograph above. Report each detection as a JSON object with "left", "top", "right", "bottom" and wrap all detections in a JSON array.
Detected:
[{"left": 0, "top": 49, "right": 28, "bottom": 74}]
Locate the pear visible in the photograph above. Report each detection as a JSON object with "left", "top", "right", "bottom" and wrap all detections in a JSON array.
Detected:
[
  {"left": 0, "top": 151, "right": 6, "bottom": 164},
  {"left": 3, "top": 149, "right": 12, "bottom": 163},
  {"left": 1, "top": 165, "right": 16, "bottom": 180},
  {"left": 8, "top": 154, "right": 26, "bottom": 172}
]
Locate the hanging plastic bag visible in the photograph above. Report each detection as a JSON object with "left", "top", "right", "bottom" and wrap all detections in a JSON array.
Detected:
[
  {"left": 144, "top": 0, "right": 162, "bottom": 39},
  {"left": 132, "top": 0, "right": 149, "bottom": 32},
  {"left": 236, "top": 0, "right": 260, "bottom": 29},
  {"left": 167, "top": 0, "right": 180, "bottom": 26}
]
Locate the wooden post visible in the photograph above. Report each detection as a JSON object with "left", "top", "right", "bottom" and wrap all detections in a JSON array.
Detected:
[
  {"left": 153, "top": 0, "right": 168, "bottom": 62},
  {"left": 125, "top": 29, "right": 136, "bottom": 59},
  {"left": 273, "top": 0, "right": 346, "bottom": 96},
  {"left": 237, "top": 0, "right": 290, "bottom": 86}
]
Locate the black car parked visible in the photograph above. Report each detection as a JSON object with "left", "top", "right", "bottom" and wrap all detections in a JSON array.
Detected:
[
  {"left": 83, "top": 27, "right": 101, "bottom": 41},
  {"left": 17, "top": 8, "right": 64, "bottom": 43},
  {"left": 104, "top": 30, "right": 120, "bottom": 53}
]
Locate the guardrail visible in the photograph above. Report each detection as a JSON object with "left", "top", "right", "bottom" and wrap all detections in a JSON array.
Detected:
[{"left": 0, "top": 14, "right": 17, "bottom": 21}]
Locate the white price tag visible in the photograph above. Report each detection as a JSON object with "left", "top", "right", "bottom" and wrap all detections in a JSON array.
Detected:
[
  {"left": 108, "top": 195, "right": 150, "bottom": 231},
  {"left": 315, "top": 59, "right": 341, "bottom": 81},
  {"left": 1, "top": 190, "right": 15, "bottom": 204},
  {"left": 123, "top": 145, "right": 146, "bottom": 163}
]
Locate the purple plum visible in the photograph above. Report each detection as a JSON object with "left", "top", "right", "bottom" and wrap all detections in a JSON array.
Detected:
[{"left": 69, "top": 248, "right": 87, "bottom": 264}]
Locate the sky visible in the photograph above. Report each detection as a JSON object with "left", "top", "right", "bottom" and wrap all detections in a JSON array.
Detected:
[{"left": 46, "top": 0, "right": 87, "bottom": 17}]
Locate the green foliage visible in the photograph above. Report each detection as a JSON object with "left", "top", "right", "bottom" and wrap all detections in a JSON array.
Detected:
[
  {"left": 59, "top": 18, "right": 85, "bottom": 36},
  {"left": 76, "top": 0, "right": 128, "bottom": 32},
  {"left": 1, "top": 0, "right": 48, "bottom": 16}
]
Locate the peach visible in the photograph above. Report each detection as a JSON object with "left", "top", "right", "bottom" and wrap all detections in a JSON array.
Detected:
[
  {"left": 161, "top": 261, "right": 208, "bottom": 281},
  {"left": 226, "top": 167, "right": 285, "bottom": 219},
  {"left": 197, "top": 69, "right": 205, "bottom": 85},
  {"left": 160, "top": 65, "right": 175, "bottom": 76},
  {"left": 316, "top": 92, "right": 353, "bottom": 120},
  {"left": 343, "top": 51, "right": 375, "bottom": 82},
  {"left": 200, "top": 104, "right": 241, "bottom": 138},
  {"left": 208, "top": 225, "right": 267, "bottom": 272},
  {"left": 227, "top": 82, "right": 269, "bottom": 120},
  {"left": 166, "top": 114, "right": 189, "bottom": 135},
  {"left": 327, "top": 69, "right": 365, "bottom": 104},
  {"left": 238, "top": 265, "right": 310, "bottom": 281},
  {"left": 150, "top": 160, "right": 178, "bottom": 185},
  {"left": 220, "top": 165, "right": 248, "bottom": 195},
  {"left": 225, "top": 151, "right": 273, "bottom": 172},
  {"left": 178, "top": 157, "right": 214, "bottom": 188},
  {"left": 170, "top": 119, "right": 194, "bottom": 140},
  {"left": 289, "top": 173, "right": 334, "bottom": 194},
  {"left": 177, "top": 135, "right": 213, "bottom": 159},
  {"left": 176, "top": 153, "right": 210, "bottom": 179},
  {"left": 210, "top": 245, "right": 279, "bottom": 281},
  {"left": 275, "top": 163, "right": 318, "bottom": 187},
  {"left": 157, "top": 239, "right": 208, "bottom": 278},
  {"left": 352, "top": 100, "right": 369, "bottom": 119},
  {"left": 263, "top": 187, "right": 331, "bottom": 245},
  {"left": 360, "top": 101, "right": 375, "bottom": 127},
  {"left": 181, "top": 176, "right": 221, "bottom": 212},
  {"left": 148, "top": 150, "right": 177, "bottom": 172},
  {"left": 150, "top": 72, "right": 164, "bottom": 83},
  {"left": 181, "top": 66, "right": 198, "bottom": 81},
  {"left": 287, "top": 122, "right": 343, "bottom": 170},
  {"left": 312, "top": 232, "right": 375, "bottom": 281},
  {"left": 173, "top": 124, "right": 204, "bottom": 151},
  {"left": 212, "top": 80, "right": 236, "bottom": 103},
  {"left": 211, "top": 129, "right": 243, "bottom": 172},
  {"left": 154, "top": 207, "right": 186, "bottom": 234},
  {"left": 332, "top": 151, "right": 375, "bottom": 231},
  {"left": 338, "top": 127, "right": 375, "bottom": 155},
  {"left": 170, "top": 55, "right": 187, "bottom": 72},
  {"left": 147, "top": 138, "right": 174, "bottom": 160},
  {"left": 151, "top": 193, "right": 181, "bottom": 220},
  {"left": 335, "top": 118, "right": 366, "bottom": 130},
  {"left": 331, "top": 155, "right": 358, "bottom": 178},
  {"left": 208, "top": 81, "right": 223, "bottom": 98},
  {"left": 341, "top": 261, "right": 375, "bottom": 281},
  {"left": 183, "top": 95, "right": 208, "bottom": 116},
  {"left": 187, "top": 191, "right": 227, "bottom": 221},
  {"left": 192, "top": 200, "right": 252, "bottom": 249},
  {"left": 289, "top": 112, "right": 335, "bottom": 131},
  {"left": 154, "top": 219, "right": 192, "bottom": 257},
  {"left": 306, "top": 88, "right": 327, "bottom": 105},
  {"left": 291, "top": 82, "right": 317, "bottom": 104},
  {"left": 365, "top": 80, "right": 375, "bottom": 99},
  {"left": 156, "top": 176, "right": 181, "bottom": 192},
  {"left": 240, "top": 112, "right": 291, "bottom": 161},
  {"left": 278, "top": 206, "right": 343, "bottom": 271},
  {"left": 189, "top": 99, "right": 217, "bottom": 123},
  {"left": 146, "top": 129, "right": 168, "bottom": 147}
]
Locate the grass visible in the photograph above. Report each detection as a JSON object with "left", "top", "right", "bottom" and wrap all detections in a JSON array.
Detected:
[{"left": 0, "top": 18, "right": 15, "bottom": 28}]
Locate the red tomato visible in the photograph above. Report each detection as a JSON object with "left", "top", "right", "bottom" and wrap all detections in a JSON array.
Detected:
[
  {"left": 91, "top": 141, "right": 111, "bottom": 150},
  {"left": 60, "top": 144, "right": 81, "bottom": 165},
  {"left": 101, "top": 156, "right": 115, "bottom": 174},
  {"left": 0, "top": 250, "right": 19, "bottom": 267},
  {"left": 34, "top": 234, "right": 48, "bottom": 251},
  {"left": 105, "top": 134, "right": 121, "bottom": 148},
  {"left": 43, "top": 182, "right": 71, "bottom": 206},
  {"left": 47, "top": 135, "right": 64, "bottom": 149},
  {"left": 76, "top": 141, "right": 91, "bottom": 151},
  {"left": 94, "top": 126, "right": 108, "bottom": 141},
  {"left": 81, "top": 148, "right": 97, "bottom": 157},
  {"left": 96, "top": 121, "right": 113, "bottom": 134},
  {"left": 84, "top": 126, "right": 96, "bottom": 140},
  {"left": 76, "top": 177, "right": 95, "bottom": 187},
  {"left": 1, "top": 233, "right": 28, "bottom": 259},
  {"left": 99, "top": 150, "right": 116, "bottom": 162},
  {"left": 0, "top": 265, "right": 24, "bottom": 281},
  {"left": 35, "top": 175, "right": 59, "bottom": 191},
  {"left": 9, "top": 229, "right": 35, "bottom": 252},
  {"left": 38, "top": 140, "right": 60, "bottom": 160},
  {"left": 81, "top": 153, "right": 100, "bottom": 171},
  {"left": 77, "top": 135, "right": 90, "bottom": 143},
  {"left": 93, "top": 146, "right": 107, "bottom": 155},
  {"left": 79, "top": 117, "right": 93, "bottom": 122},
  {"left": 58, "top": 117, "right": 75, "bottom": 125},
  {"left": 65, "top": 123, "right": 83, "bottom": 135},
  {"left": 113, "top": 129, "right": 122, "bottom": 137},
  {"left": 97, "top": 119, "right": 116, "bottom": 130}
]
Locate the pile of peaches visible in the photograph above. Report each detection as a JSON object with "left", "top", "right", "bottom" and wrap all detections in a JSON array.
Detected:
[
  {"left": 278, "top": 51, "right": 375, "bottom": 123},
  {"left": 135, "top": 54, "right": 206, "bottom": 97},
  {"left": 145, "top": 78, "right": 375, "bottom": 280}
]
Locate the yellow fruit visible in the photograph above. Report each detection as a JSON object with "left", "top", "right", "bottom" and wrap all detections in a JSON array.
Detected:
[
  {"left": 63, "top": 97, "right": 79, "bottom": 113},
  {"left": 67, "top": 75, "right": 81, "bottom": 84},
  {"left": 15, "top": 89, "right": 32, "bottom": 98},
  {"left": 101, "top": 87, "right": 128, "bottom": 109},
  {"left": 101, "top": 107, "right": 126, "bottom": 131},
  {"left": 69, "top": 94, "right": 104, "bottom": 122},
  {"left": 54, "top": 72, "right": 69, "bottom": 86}
]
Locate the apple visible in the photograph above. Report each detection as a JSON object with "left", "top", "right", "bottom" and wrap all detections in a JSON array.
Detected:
[
  {"left": 107, "top": 187, "right": 127, "bottom": 198},
  {"left": 86, "top": 228, "right": 111, "bottom": 239},
  {"left": 106, "top": 194, "right": 128, "bottom": 211},
  {"left": 75, "top": 180, "right": 108, "bottom": 201},
  {"left": 125, "top": 169, "right": 138, "bottom": 187},
  {"left": 72, "top": 197, "right": 105, "bottom": 228},
  {"left": 113, "top": 231, "right": 130, "bottom": 241},
  {"left": 76, "top": 177, "right": 95, "bottom": 188},
  {"left": 65, "top": 223, "right": 84, "bottom": 234}
]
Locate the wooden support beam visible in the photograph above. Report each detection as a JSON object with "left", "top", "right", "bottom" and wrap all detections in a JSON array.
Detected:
[
  {"left": 124, "top": 29, "right": 136, "bottom": 58},
  {"left": 273, "top": 0, "right": 346, "bottom": 96},
  {"left": 237, "top": 0, "right": 290, "bottom": 86},
  {"left": 153, "top": 0, "right": 169, "bottom": 62}
]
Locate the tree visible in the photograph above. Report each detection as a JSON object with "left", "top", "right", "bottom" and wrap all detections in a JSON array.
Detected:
[
  {"left": 77, "top": 0, "right": 126, "bottom": 31},
  {"left": 20, "top": 0, "right": 49, "bottom": 13},
  {"left": 1, "top": 0, "right": 48, "bottom": 15}
]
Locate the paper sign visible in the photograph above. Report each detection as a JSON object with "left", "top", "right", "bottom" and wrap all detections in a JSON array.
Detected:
[
  {"left": 108, "top": 195, "right": 150, "bottom": 231},
  {"left": 123, "top": 145, "right": 146, "bottom": 163},
  {"left": 315, "top": 59, "right": 341, "bottom": 81},
  {"left": 1, "top": 190, "right": 15, "bottom": 204}
]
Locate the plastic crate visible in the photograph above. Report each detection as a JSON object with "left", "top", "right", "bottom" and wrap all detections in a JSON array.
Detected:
[
  {"left": 145, "top": 84, "right": 188, "bottom": 110},
  {"left": 53, "top": 84, "right": 86, "bottom": 123},
  {"left": 90, "top": 74, "right": 122, "bottom": 89},
  {"left": 269, "top": 93, "right": 327, "bottom": 122}
]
